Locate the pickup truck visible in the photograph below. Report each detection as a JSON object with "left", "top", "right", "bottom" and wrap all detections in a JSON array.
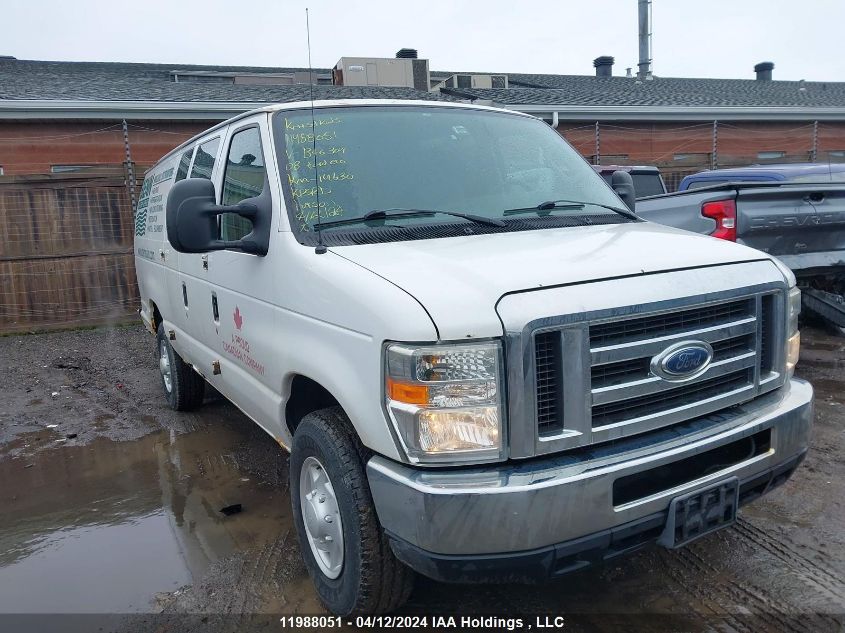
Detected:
[
  {"left": 136, "top": 100, "right": 813, "bottom": 615},
  {"left": 634, "top": 180, "right": 845, "bottom": 330},
  {"left": 678, "top": 163, "right": 845, "bottom": 191}
]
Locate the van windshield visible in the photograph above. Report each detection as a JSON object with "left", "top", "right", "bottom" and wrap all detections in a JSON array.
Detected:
[{"left": 273, "top": 106, "right": 622, "bottom": 238}]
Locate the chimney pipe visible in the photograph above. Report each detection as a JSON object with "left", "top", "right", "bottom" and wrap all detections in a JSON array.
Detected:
[
  {"left": 638, "top": 0, "right": 652, "bottom": 80},
  {"left": 395, "top": 48, "right": 418, "bottom": 59},
  {"left": 593, "top": 56, "right": 614, "bottom": 78},
  {"left": 754, "top": 61, "right": 774, "bottom": 81}
]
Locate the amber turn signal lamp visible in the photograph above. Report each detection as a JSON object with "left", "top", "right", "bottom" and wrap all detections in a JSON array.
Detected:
[{"left": 387, "top": 378, "right": 429, "bottom": 405}]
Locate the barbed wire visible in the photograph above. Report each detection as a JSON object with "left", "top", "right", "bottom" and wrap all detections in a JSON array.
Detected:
[
  {"left": 126, "top": 123, "right": 199, "bottom": 137},
  {"left": 597, "top": 122, "right": 715, "bottom": 133}
]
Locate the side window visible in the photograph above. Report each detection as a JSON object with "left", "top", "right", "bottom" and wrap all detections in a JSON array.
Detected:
[
  {"left": 220, "top": 127, "right": 267, "bottom": 241},
  {"left": 190, "top": 137, "right": 220, "bottom": 180},
  {"left": 174, "top": 147, "right": 194, "bottom": 182}
]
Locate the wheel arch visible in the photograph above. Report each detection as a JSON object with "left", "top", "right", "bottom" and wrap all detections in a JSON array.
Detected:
[
  {"left": 149, "top": 299, "right": 163, "bottom": 334},
  {"left": 284, "top": 373, "right": 341, "bottom": 438}
]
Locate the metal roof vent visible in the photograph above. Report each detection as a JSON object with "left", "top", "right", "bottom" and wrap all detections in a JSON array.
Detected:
[
  {"left": 396, "top": 48, "right": 418, "bottom": 59},
  {"left": 593, "top": 56, "right": 614, "bottom": 78},
  {"left": 755, "top": 61, "right": 774, "bottom": 81}
]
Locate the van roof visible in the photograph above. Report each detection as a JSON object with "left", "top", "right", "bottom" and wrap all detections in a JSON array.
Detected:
[{"left": 150, "top": 99, "right": 534, "bottom": 174}]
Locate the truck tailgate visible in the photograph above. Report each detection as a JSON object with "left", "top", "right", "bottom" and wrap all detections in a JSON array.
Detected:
[{"left": 738, "top": 185, "right": 845, "bottom": 273}]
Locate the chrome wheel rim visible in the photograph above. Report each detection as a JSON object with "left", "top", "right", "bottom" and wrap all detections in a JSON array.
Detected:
[
  {"left": 159, "top": 340, "right": 173, "bottom": 393},
  {"left": 299, "top": 455, "right": 344, "bottom": 579}
]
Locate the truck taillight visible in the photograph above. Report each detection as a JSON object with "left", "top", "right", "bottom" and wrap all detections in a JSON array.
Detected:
[{"left": 701, "top": 199, "right": 737, "bottom": 241}]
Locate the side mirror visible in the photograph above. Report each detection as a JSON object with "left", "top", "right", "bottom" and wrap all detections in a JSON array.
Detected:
[
  {"left": 611, "top": 170, "right": 636, "bottom": 213},
  {"left": 165, "top": 178, "right": 271, "bottom": 255}
]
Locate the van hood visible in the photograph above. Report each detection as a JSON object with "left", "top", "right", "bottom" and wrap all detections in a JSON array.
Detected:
[{"left": 330, "top": 222, "right": 773, "bottom": 340}]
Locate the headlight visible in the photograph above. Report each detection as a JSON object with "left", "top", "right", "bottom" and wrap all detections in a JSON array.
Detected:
[
  {"left": 384, "top": 341, "right": 505, "bottom": 464},
  {"left": 786, "top": 286, "right": 801, "bottom": 377}
]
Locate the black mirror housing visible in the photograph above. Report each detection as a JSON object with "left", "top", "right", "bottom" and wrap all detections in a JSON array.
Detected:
[
  {"left": 166, "top": 178, "right": 219, "bottom": 252},
  {"left": 165, "top": 178, "right": 271, "bottom": 256},
  {"left": 611, "top": 170, "right": 636, "bottom": 213}
]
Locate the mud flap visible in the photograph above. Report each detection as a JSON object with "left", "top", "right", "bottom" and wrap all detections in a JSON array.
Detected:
[{"left": 657, "top": 477, "right": 739, "bottom": 549}]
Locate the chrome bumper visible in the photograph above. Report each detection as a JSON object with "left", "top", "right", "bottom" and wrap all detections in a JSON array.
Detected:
[{"left": 367, "top": 379, "right": 813, "bottom": 557}]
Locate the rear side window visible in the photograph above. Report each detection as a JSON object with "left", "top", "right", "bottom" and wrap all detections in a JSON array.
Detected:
[
  {"left": 631, "top": 174, "right": 665, "bottom": 198},
  {"left": 687, "top": 179, "right": 727, "bottom": 190},
  {"left": 190, "top": 138, "right": 220, "bottom": 180},
  {"left": 221, "top": 127, "right": 267, "bottom": 241},
  {"left": 174, "top": 148, "right": 194, "bottom": 182}
]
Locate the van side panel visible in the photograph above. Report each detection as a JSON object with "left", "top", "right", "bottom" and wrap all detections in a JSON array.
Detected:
[{"left": 134, "top": 155, "right": 181, "bottom": 333}]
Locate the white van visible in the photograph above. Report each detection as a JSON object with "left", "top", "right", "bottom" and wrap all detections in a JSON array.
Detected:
[{"left": 134, "top": 99, "right": 813, "bottom": 615}]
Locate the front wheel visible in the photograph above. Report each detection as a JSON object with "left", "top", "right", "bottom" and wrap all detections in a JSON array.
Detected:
[{"left": 290, "top": 407, "right": 414, "bottom": 614}]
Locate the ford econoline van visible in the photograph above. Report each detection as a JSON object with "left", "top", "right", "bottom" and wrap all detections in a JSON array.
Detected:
[{"left": 134, "top": 99, "right": 812, "bottom": 615}]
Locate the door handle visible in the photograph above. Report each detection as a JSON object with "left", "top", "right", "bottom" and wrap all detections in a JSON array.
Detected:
[{"left": 211, "top": 292, "right": 219, "bottom": 323}]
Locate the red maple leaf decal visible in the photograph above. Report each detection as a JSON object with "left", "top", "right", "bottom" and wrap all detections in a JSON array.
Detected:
[{"left": 233, "top": 306, "right": 243, "bottom": 330}]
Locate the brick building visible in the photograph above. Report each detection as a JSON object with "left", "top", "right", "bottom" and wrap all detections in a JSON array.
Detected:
[{"left": 2, "top": 56, "right": 845, "bottom": 190}]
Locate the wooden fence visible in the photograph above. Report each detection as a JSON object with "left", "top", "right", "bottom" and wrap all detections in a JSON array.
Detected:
[{"left": 0, "top": 169, "right": 141, "bottom": 333}]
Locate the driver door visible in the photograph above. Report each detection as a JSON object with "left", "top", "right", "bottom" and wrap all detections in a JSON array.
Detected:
[{"left": 201, "top": 116, "right": 284, "bottom": 438}]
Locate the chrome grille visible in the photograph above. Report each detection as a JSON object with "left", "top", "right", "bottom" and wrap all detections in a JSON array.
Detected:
[
  {"left": 535, "top": 332, "right": 563, "bottom": 435},
  {"left": 591, "top": 358, "right": 651, "bottom": 389},
  {"left": 591, "top": 368, "right": 754, "bottom": 429},
  {"left": 588, "top": 333, "right": 756, "bottom": 391},
  {"left": 589, "top": 299, "right": 752, "bottom": 347},
  {"left": 532, "top": 291, "right": 784, "bottom": 448},
  {"left": 760, "top": 294, "right": 775, "bottom": 374}
]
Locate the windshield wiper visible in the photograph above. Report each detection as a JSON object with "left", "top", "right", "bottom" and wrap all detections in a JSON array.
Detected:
[
  {"left": 313, "top": 208, "right": 506, "bottom": 230},
  {"left": 504, "top": 199, "right": 639, "bottom": 221}
]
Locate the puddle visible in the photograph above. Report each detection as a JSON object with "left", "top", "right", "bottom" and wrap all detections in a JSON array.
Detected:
[
  {"left": 0, "top": 513, "right": 191, "bottom": 613},
  {"left": 0, "top": 425, "right": 291, "bottom": 613}
]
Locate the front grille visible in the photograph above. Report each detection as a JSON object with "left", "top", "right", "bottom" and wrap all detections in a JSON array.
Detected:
[
  {"left": 589, "top": 334, "right": 755, "bottom": 390},
  {"left": 535, "top": 331, "right": 563, "bottom": 435},
  {"left": 532, "top": 291, "right": 784, "bottom": 450},
  {"left": 591, "top": 358, "right": 651, "bottom": 389},
  {"left": 591, "top": 369, "right": 753, "bottom": 429},
  {"left": 760, "top": 294, "right": 775, "bottom": 374},
  {"left": 589, "top": 299, "right": 753, "bottom": 347},
  {"left": 712, "top": 334, "right": 755, "bottom": 361}
]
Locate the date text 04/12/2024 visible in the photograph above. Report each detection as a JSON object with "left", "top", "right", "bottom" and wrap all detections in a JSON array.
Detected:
[{"left": 277, "top": 615, "right": 567, "bottom": 630}]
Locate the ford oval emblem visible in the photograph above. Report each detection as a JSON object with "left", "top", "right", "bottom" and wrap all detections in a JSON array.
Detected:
[{"left": 651, "top": 341, "right": 713, "bottom": 381}]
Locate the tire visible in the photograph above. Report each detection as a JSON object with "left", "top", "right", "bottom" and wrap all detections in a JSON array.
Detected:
[
  {"left": 156, "top": 323, "right": 205, "bottom": 411},
  {"left": 291, "top": 406, "right": 414, "bottom": 615}
]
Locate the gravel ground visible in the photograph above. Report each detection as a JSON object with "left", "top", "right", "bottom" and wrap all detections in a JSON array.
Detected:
[{"left": 0, "top": 323, "right": 843, "bottom": 632}]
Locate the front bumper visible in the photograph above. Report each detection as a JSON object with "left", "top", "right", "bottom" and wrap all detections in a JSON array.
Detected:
[{"left": 366, "top": 378, "right": 814, "bottom": 582}]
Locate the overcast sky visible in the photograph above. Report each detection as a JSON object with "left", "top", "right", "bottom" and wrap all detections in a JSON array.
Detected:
[{"left": 3, "top": 0, "right": 844, "bottom": 81}]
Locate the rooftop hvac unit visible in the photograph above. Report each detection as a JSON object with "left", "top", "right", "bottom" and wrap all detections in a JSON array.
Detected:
[{"left": 333, "top": 57, "right": 429, "bottom": 90}]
